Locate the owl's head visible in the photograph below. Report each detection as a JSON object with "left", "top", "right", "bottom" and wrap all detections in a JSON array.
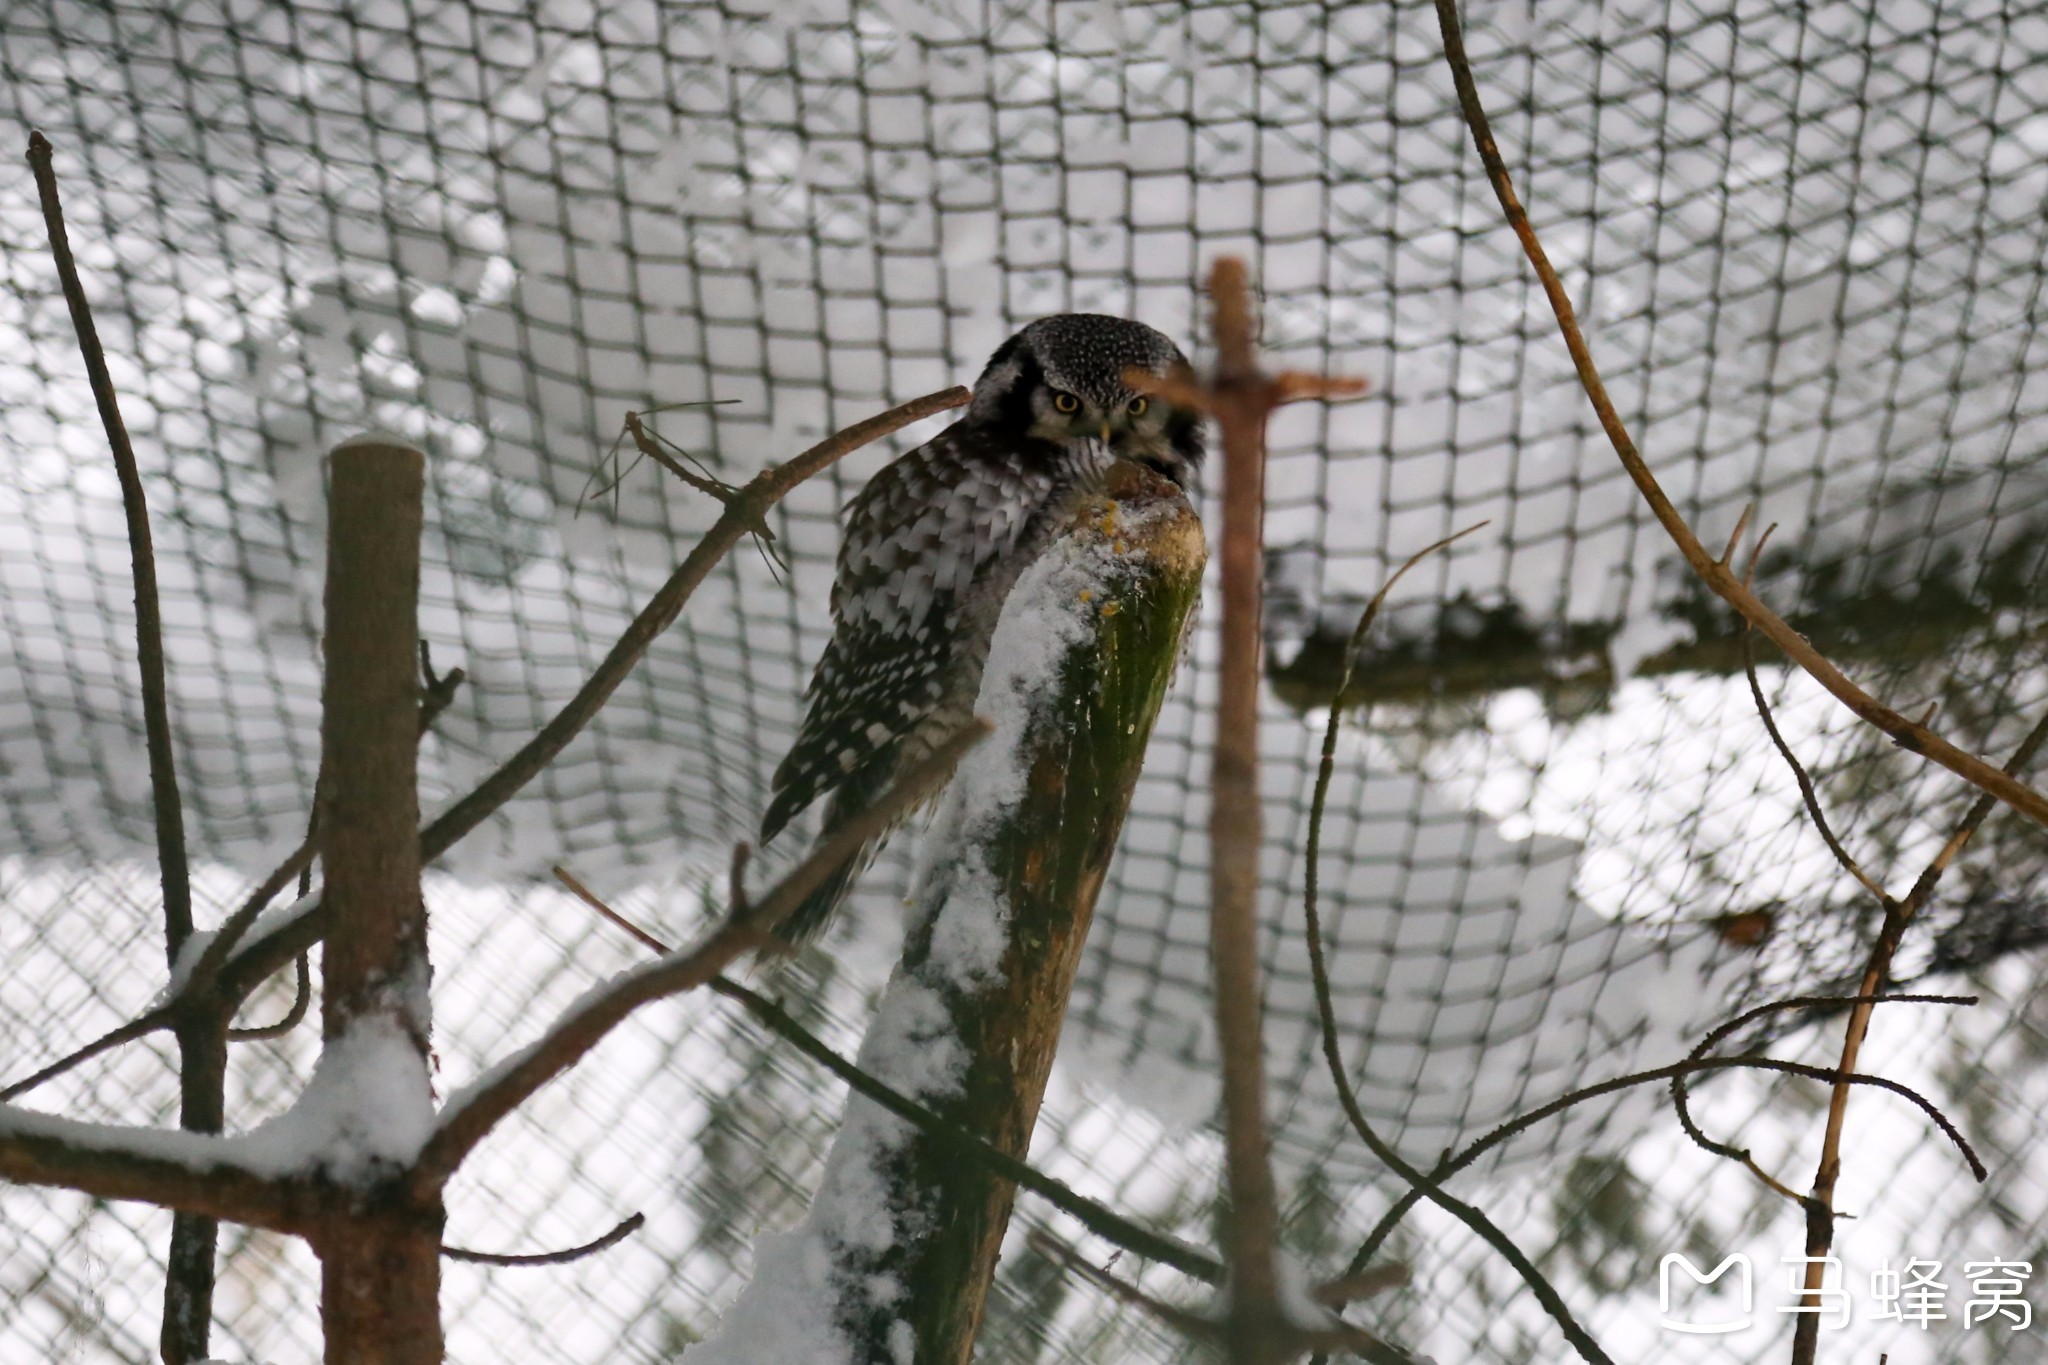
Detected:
[{"left": 967, "top": 314, "right": 1205, "bottom": 485}]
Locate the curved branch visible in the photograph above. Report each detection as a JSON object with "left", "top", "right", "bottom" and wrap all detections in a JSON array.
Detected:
[
  {"left": 28, "top": 131, "right": 192, "bottom": 960},
  {"left": 442, "top": 1212, "right": 644, "bottom": 1267},
  {"left": 1304, "top": 538, "right": 1611, "bottom": 1365},
  {"left": 1348, "top": 1045, "right": 1985, "bottom": 1278},
  {"left": 1742, "top": 630, "right": 1886, "bottom": 901},
  {"left": 1430, "top": 0, "right": 2048, "bottom": 829},
  {"left": 1669, "top": 993, "right": 1973, "bottom": 1166},
  {"left": 227, "top": 953, "right": 313, "bottom": 1043}
]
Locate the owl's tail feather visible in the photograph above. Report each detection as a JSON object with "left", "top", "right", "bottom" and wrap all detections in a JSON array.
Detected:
[{"left": 771, "top": 830, "right": 880, "bottom": 947}]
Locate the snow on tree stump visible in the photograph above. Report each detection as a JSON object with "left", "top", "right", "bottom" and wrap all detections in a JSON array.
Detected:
[{"left": 695, "top": 460, "right": 1206, "bottom": 1365}]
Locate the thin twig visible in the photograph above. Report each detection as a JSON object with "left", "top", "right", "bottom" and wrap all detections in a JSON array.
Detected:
[
  {"left": 27, "top": 131, "right": 193, "bottom": 965},
  {"left": 227, "top": 954, "right": 312, "bottom": 1042},
  {"left": 1717, "top": 503, "right": 1754, "bottom": 568},
  {"left": 1303, "top": 580, "right": 1615, "bottom": 1365},
  {"left": 624, "top": 412, "right": 749, "bottom": 510},
  {"left": 1, "top": 1012, "right": 168, "bottom": 1102},
  {"left": 1429, "top": 0, "right": 2048, "bottom": 830},
  {"left": 1742, "top": 630, "right": 1886, "bottom": 900},
  {"left": 548, "top": 866, "right": 1224, "bottom": 1282},
  {"left": 1667, "top": 993, "right": 1973, "bottom": 1174},
  {"left": 1026, "top": 1230, "right": 1229, "bottom": 1339},
  {"left": 178, "top": 838, "right": 320, "bottom": 1008},
  {"left": 1344, "top": 1048, "right": 1985, "bottom": 1287},
  {"left": 1026, "top": 1231, "right": 1419, "bottom": 1365},
  {"left": 442, "top": 1212, "right": 644, "bottom": 1267},
  {"left": 411, "top": 720, "right": 989, "bottom": 1194},
  {"left": 577, "top": 398, "right": 740, "bottom": 512},
  {"left": 419, "top": 388, "right": 965, "bottom": 869}
]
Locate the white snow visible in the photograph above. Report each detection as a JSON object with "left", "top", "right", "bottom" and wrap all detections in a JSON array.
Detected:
[
  {"left": 1, "top": 1006, "right": 434, "bottom": 1194},
  {"left": 232, "top": 1015, "right": 434, "bottom": 1183}
]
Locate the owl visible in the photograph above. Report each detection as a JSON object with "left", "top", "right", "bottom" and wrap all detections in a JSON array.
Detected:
[{"left": 759, "top": 313, "right": 1205, "bottom": 943}]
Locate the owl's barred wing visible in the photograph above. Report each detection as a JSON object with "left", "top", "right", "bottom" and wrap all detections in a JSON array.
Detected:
[
  {"left": 759, "top": 620, "right": 958, "bottom": 843},
  {"left": 760, "top": 425, "right": 1059, "bottom": 845}
]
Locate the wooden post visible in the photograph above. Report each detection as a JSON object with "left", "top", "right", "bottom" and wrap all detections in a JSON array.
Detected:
[
  {"left": 314, "top": 438, "right": 442, "bottom": 1365},
  {"left": 837, "top": 462, "right": 1206, "bottom": 1362}
]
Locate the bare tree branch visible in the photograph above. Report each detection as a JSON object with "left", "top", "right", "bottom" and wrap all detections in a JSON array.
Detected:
[
  {"left": 200, "top": 387, "right": 969, "bottom": 1016},
  {"left": 1346, "top": 999, "right": 1985, "bottom": 1282},
  {"left": 442, "top": 1212, "right": 644, "bottom": 1267},
  {"left": 549, "top": 866, "right": 1226, "bottom": 1284},
  {"left": 27, "top": 130, "right": 192, "bottom": 964},
  {"left": 0, "top": 1108, "right": 315, "bottom": 1231},
  {"left": 181, "top": 839, "right": 320, "bottom": 1012},
  {"left": 409, "top": 720, "right": 989, "bottom": 1194},
  {"left": 227, "top": 953, "right": 312, "bottom": 1043},
  {"left": 1668, "top": 993, "right": 1973, "bottom": 1176},
  {"left": 417, "top": 388, "right": 969, "bottom": 866},
  {"left": 1027, "top": 1230, "right": 1419, "bottom": 1365},
  {"left": 1789, "top": 707, "right": 2048, "bottom": 1362},
  {"left": 28, "top": 129, "right": 225, "bottom": 1362},
  {"left": 1429, "top": 0, "right": 2048, "bottom": 830},
  {"left": 1, "top": 1011, "right": 167, "bottom": 1103},
  {"left": 1303, "top": 541, "right": 1613, "bottom": 1365},
  {"left": 1742, "top": 629, "right": 1886, "bottom": 901}
]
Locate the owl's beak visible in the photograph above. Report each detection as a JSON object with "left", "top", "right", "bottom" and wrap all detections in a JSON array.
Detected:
[{"left": 1099, "top": 421, "right": 1113, "bottom": 442}]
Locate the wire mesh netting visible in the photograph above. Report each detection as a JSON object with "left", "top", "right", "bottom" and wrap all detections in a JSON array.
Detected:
[{"left": 4, "top": 0, "right": 2048, "bottom": 1360}]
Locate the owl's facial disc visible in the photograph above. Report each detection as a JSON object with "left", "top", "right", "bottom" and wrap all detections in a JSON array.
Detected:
[{"left": 968, "top": 313, "right": 1207, "bottom": 486}]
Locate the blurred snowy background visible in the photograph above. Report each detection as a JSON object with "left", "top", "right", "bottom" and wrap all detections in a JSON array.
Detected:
[{"left": 4, "top": 0, "right": 2048, "bottom": 1361}]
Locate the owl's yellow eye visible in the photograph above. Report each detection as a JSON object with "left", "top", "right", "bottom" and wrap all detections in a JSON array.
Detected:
[
  {"left": 1126, "top": 396, "right": 1149, "bottom": 417},
  {"left": 1050, "top": 390, "right": 1081, "bottom": 414}
]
